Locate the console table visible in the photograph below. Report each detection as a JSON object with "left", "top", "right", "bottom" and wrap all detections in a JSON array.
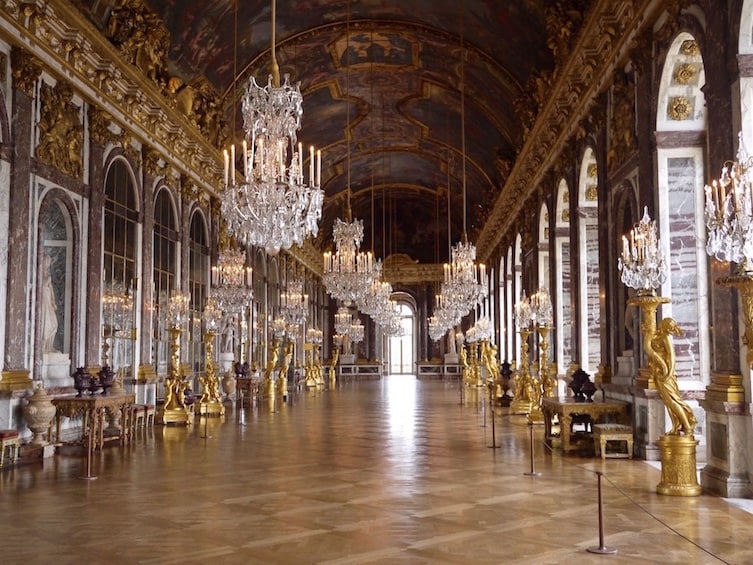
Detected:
[
  {"left": 541, "top": 397, "right": 629, "bottom": 453},
  {"left": 52, "top": 393, "right": 135, "bottom": 479}
]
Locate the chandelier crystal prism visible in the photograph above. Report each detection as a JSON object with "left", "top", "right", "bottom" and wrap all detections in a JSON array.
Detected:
[
  {"left": 221, "top": 0, "right": 323, "bottom": 255},
  {"left": 211, "top": 247, "right": 253, "bottom": 314}
]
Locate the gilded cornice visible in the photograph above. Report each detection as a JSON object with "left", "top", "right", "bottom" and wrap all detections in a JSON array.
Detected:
[
  {"left": 477, "top": 0, "right": 663, "bottom": 263},
  {"left": 383, "top": 262, "right": 443, "bottom": 285},
  {"left": 0, "top": 0, "right": 221, "bottom": 196}
]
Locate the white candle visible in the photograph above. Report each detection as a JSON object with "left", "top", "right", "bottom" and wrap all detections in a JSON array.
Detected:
[
  {"left": 316, "top": 149, "right": 321, "bottom": 187},
  {"left": 223, "top": 149, "right": 229, "bottom": 187},
  {"left": 230, "top": 144, "right": 236, "bottom": 182},
  {"left": 242, "top": 140, "right": 248, "bottom": 180},
  {"left": 309, "top": 145, "right": 315, "bottom": 185}
]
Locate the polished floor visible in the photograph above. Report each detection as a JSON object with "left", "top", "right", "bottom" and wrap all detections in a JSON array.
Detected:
[{"left": 1, "top": 377, "right": 752, "bottom": 564}]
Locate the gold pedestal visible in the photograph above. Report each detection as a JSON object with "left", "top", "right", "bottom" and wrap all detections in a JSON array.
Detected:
[
  {"left": 195, "top": 330, "right": 226, "bottom": 417},
  {"left": 195, "top": 401, "right": 224, "bottom": 416},
  {"left": 161, "top": 406, "right": 194, "bottom": 426},
  {"left": 657, "top": 434, "right": 702, "bottom": 496}
]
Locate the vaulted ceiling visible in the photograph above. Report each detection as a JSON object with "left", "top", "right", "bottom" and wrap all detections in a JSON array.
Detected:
[{"left": 84, "top": 0, "right": 562, "bottom": 264}]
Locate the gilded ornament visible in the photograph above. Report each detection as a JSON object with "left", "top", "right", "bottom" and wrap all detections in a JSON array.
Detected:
[
  {"left": 585, "top": 183, "right": 598, "bottom": 201},
  {"left": 11, "top": 47, "right": 42, "bottom": 96},
  {"left": 561, "top": 209, "right": 570, "bottom": 222},
  {"left": 88, "top": 106, "right": 113, "bottom": 146},
  {"left": 679, "top": 39, "right": 699, "bottom": 56},
  {"left": 562, "top": 190, "right": 569, "bottom": 203},
  {"left": 672, "top": 63, "right": 698, "bottom": 85},
  {"left": 667, "top": 96, "right": 692, "bottom": 121},
  {"left": 36, "top": 81, "right": 84, "bottom": 179},
  {"left": 587, "top": 163, "right": 597, "bottom": 178},
  {"left": 143, "top": 146, "right": 163, "bottom": 177}
]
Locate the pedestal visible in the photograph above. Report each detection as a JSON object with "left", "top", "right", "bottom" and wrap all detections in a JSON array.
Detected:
[
  {"left": 443, "top": 353, "right": 459, "bottom": 364},
  {"left": 218, "top": 352, "right": 235, "bottom": 374},
  {"left": 614, "top": 351, "right": 635, "bottom": 386},
  {"left": 657, "top": 434, "right": 702, "bottom": 496},
  {"left": 340, "top": 354, "right": 355, "bottom": 365},
  {"left": 43, "top": 352, "right": 72, "bottom": 388},
  {"left": 632, "top": 390, "right": 664, "bottom": 460}
]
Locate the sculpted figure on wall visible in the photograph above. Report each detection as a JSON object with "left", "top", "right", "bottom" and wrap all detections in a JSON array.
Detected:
[
  {"left": 36, "top": 81, "right": 83, "bottom": 179},
  {"left": 40, "top": 253, "right": 59, "bottom": 353}
]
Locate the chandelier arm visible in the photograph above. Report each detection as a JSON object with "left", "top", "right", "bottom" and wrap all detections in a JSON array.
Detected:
[
  {"left": 270, "top": 0, "right": 280, "bottom": 87},
  {"left": 460, "top": 4, "right": 467, "bottom": 241},
  {"left": 345, "top": 0, "right": 351, "bottom": 222}
]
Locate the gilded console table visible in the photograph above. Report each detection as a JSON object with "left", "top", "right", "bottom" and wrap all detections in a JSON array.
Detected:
[
  {"left": 541, "top": 397, "right": 629, "bottom": 453},
  {"left": 52, "top": 393, "right": 136, "bottom": 450}
]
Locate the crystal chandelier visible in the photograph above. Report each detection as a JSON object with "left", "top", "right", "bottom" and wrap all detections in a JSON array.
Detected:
[
  {"left": 349, "top": 318, "right": 365, "bottom": 345},
  {"left": 211, "top": 247, "right": 253, "bottom": 314},
  {"left": 167, "top": 290, "right": 191, "bottom": 329},
  {"left": 334, "top": 305, "right": 353, "bottom": 335},
  {"left": 323, "top": 217, "right": 376, "bottom": 304},
  {"left": 529, "top": 287, "right": 553, "bottom": 327},
  {"left": 617, "top": 206, "right": 667, "bottom": 292},
  {"left": 220, "top": 0, "right": 323, "bottom": 255},
  {"left": 102, "top": 281, "right": 134, "bottom": 333},
  {"left": 514, "top": 290, "right": 533, "bottom": 329},
  {"left": 306, "top": 327, "right": 323, "bottom": 344},
  {"left": 704, "top": 132, "right": 753, "bottom": 270},
  {"left": 280, "top": 277, "right": 309, "bottom": 326},
  {"left": 472, "top": 315, "right": 493, "bottom": 341},
  {"left": 439, "top": 24, "right": 488, "bottom": 320}
]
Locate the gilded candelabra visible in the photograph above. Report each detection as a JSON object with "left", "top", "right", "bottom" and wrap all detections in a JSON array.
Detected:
[
  {"left": 161, "top": 326, "right": 193, "bottom": 425},
  {"left": 627, "top": 291, "right": 670, "bottom": 389},
  {"left": 276, "top": 340, "right": 293, "bottom": 398},
  {"left": 195, "top": 329, "right": 225, "bottom": 416},
  {"left": 263, "top": 339, "right": 280, "bottom": 399},
  {"left": 510, "top": 327, "right": 533, "bottom": 415},
  {"left": 538, "top": 325, "right": 557, "bottom": 398}
]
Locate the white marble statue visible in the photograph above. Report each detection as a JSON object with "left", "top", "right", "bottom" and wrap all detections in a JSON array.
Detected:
[{"left": 40, "top": 253, "right": 59, "bottom": 353}]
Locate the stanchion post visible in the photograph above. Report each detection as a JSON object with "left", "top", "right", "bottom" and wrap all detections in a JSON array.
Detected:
[
  {"left": 200, "top": 413, "right": 212, "bottom": 439},
  {"left": 587, "top": 471, "right": 617, "bottom": 555},
  {"left": 523, "top": 422, "right": 541, "bottom": 476},
  {"left": 488, "top": 404, "right": 499, "bottom": 449}
]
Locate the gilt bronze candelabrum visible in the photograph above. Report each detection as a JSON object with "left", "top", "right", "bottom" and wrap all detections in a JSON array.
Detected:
[
  {"left": 195, "top": 329, "right": 225, "bottom": 417},
  {"left": 510, "top": 327, "right": 533, "bottom": 415}
]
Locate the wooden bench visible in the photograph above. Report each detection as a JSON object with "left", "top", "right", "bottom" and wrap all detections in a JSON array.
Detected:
[{"left": 593, "top": 423, "right": 633, "bottom": 459}]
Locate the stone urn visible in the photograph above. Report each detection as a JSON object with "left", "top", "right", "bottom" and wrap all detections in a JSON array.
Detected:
[
  {"left": 23, "top": 384, "right": 57, "bottom": 446},
  {"left": 222, "top": 371, "right": 237, "bottom": 400}
]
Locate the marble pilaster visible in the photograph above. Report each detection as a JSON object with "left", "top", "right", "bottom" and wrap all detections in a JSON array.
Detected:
[
  {"left": 632, "top": 388, "right": 664, "bottom": 461},
  {"left": 3, "top": 76, "right": 33, "bottom": 385},
  {"left": 85, "top": 136, "right": 105, "bottom": 370},
  {"left": 139, "top": 171, "right": 156, "bottom": 374}
]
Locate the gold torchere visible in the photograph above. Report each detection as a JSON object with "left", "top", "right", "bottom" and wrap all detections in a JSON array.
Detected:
[
  {"left": 471, "top": 341, "right": 483, "bottom": 387},
  {"left": 304, "top": 343, "right": 317, "bottom": 387},
  {"left": 313, "top": 345, "right": 324, "bottom": 387},
  {"left": 160, "top": 327, "right": 194, "bottom": 426},
  {"left": 538, "top": 325, "right": 557, "bottom": 398},
  {"left": 649, "top": 317, "right": 701, "bottom": 496},
  {"left": 276, "top": 340, "right": 293, "bottom": 399},
  {"left": 263, "top": 339, "right": 280, "bottom": 400},
  {"left": 720, "top": 273, "right": 753, "bottom": 366},
  {"left": 510, "top": 327, "right": 533, "bottom": 415},
  {"left": 195, "top": 330, "right": 225, "bottom": 417},
  {"left": 627, "top": 291, "right": 670, "bottom": 389},
  {"left": 329, "top": 347, "right": 339, "bottom": 387}
]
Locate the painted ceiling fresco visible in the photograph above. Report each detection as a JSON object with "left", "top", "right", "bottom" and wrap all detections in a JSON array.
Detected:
[{"left": 82, "top": 0, "right": 563, "bottom": 263}]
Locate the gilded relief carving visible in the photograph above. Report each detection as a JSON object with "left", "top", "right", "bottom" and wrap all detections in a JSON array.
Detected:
[
  {"left": 680, "top": 39, "right": 699, "bottom": 56},
  {"left": 585, "top": 183, "right": 598, "bottom": 201},
  {"left": 143, "top": 147, "right": 164, "bottom": 178},
  {"left": 607, "top": 71, "right": 636, "bottom": 170},
  {"left": 672, "top": 63, "right": 698, "bottom": 85},
  {"left": 88, "top": 106, "right": 113, "bottom": 146},
  {"left": 667, "top": 96, "right": 692, "bottom": 120},
  {"left": 36, "top": 81, "right": 83, "bottom": 179}
]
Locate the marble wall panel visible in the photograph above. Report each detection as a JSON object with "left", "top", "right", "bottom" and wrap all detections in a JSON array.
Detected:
[
  {"left": 667, "top": 157, "right": 701, "bottom": 380},
  {"left": 586, "top": 220, "right": 601, "bottom": 372},
  {"left": 560, "top": 241, "right": 572, "bottom": 365}
]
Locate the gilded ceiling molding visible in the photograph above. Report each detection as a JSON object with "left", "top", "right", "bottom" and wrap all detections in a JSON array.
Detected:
[
  {"left": 10, "top": 46, "right": 41, "bottom": 96},
  {"left": 477, "top": 0, "right": 662, "bottom": 263},
  {"left": 0, "top": 1, "right": 222, "bottom": 198}
]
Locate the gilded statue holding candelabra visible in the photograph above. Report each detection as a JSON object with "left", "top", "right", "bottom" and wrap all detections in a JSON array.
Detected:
[
  {"left": 649, "top": 318, "right": 696, "bottom": 436},
  {"left": 459, "top": 344, "right": 471, "bottom": 386},
  {"left": 329, "top": 347, "right": 339, "bottom": 387},
  {"left": 276, "top": 341, "right": 293, "bottom": 399},
  {"left": 263, "top": 339, "right": 280, "bottom": 399},
  {"left": 160, "top": 291, "right": 193, "bottom": 425},
  {"left": 196, "top": 329, "right": 225, "bottom": 417},
  {"left": 510, "top": 326, "right": 533, "bottom": 414}
]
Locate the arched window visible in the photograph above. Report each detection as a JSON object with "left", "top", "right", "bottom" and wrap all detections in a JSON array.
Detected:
[
  {"left": 554, "top": 179, "right": 572, "bottom": 381},
  {"left": 153, "top": 188, "right": 178, "bottom": 374},
  {"left": 188, "top": 211, "right": 209, "bottom": 373},
  {"left": 103, "top": 159, "right": 138, "bottom": 370},
  {"left": 577, "top": 148, "right": 600, "bottom": 374}
]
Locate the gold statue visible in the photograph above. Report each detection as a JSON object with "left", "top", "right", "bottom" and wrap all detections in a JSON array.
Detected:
[
  {"left": 460, "top": 344, "right": 470, "bottom": 385},
  {"left": 649, "top": 318, "right": 696, "bottom": 436},
  {"left": 276, "top": 341, "right": 293, "bottom": 397},
  {"left": 329, "top": 347, "right": 339, "bottom": 385}
]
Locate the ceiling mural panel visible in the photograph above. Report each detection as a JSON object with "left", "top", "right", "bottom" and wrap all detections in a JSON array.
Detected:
[{"left": 80, "top": 0, "right": 559, "bottom": 261}]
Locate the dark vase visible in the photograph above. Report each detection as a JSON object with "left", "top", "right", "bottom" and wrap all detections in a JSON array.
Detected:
[
  {"left": 183, "top": 387, "right": 195, "bottom": 406},
  {"left": 88, "top": 374, "right": 101, "bottom": 395},
  {"left": 581, "top": 380, "right": 597, "bottom": 402},
  {"left": 98, "top": 365, "right": 115, "bottom": 395},
  {"left": 73, "top": 367, "right": 90, "bottom": 397}
]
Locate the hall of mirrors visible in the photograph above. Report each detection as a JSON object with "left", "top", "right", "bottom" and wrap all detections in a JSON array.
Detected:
[{"left": 0, "top": 0, "right": 752, "bottom": 507}]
